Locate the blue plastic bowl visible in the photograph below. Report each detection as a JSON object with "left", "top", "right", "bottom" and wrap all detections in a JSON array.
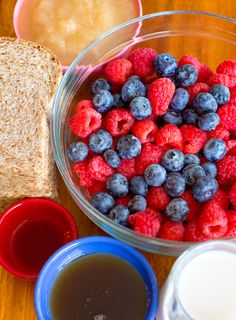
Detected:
[{"left": 34, "top": 236, "right": 158, "bottom": 319}]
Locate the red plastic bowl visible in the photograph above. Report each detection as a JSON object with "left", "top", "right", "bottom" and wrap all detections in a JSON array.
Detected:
[{"left": 0, "top": 198, "right": 78, "bottom": 280}]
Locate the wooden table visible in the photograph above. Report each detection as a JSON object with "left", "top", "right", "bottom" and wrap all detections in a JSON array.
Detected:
[{"left": 0, "top": 0, "right": 235, "bottom": 319}]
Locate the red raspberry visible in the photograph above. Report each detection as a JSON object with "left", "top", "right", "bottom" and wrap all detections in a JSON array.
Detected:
[
  {"left": 145, "top": 207, "right": 164, "bottom": 225},
  {"left": 70, "top": 108, "right": 102, "bottom": 138},
  {"left": 156, "top": 124, "right": 183, "bottom": 150},
  {"left": 105, "top": 58, "right": 132, "bottom": 85},
  {"left": 184, "top": 220, "right": 209, "bottom": 242},
  {"left": 128, "top": 212, "right": 160, "bottom": 237},
  {"left": 224, "top": 210, "right": 236, "bottom": 238},
  {"left": 158, "top": 221, "right": 184, "bottom": 241},
  {"left": 199, "top": 201, "right": 228, "bottom": 239},
  {"left": 180, "top": 190, "right": 202, "bottom": 222},
  {"left": 207, "top": 125, "right": 230, "bottom": 140},
  {"left": 217, "top": 155, "right": 236, "bottom": 186},
  {"left": 207, "top": 73, "right": 236, "bottom": 89},
  {"left": 230, "top": 85, "right": 236, "bottom": 104},
  {"left": 226, "top": 140, "right": 236, "bottom": 154},
  {"left": 229, "top": 182, "right": 236, "bottom": 209},
  {"left": 198, "top": 63, "right": 213, "bottom": 83},
  {"left": 216, "top": 60, "right": 236, "bottom": 77},
  {"left": 213, "top": 189, "right": 230, "bottom": 210},
  {"left": 178, "top": 55, "right": 201, "bottom": 70},
  {"left": 227, "top": 210, "right": 236, "bottom": 224},
  {"left": 230, "top": 129, "right": 236, "bottom": 139},
  {"left": 115, "top": 194, "right": 132, "bottom": 206},
  {"left": 74, "top": 100, "right": 94, "bottom": 114},
  {"left": 135, "top": 143, "right": 163, "bottom": 175},
  {"left": 128, "top": 47, "right": 157, "bottom": 79},
  {"left": 187, "top": 82, "right": 210, "bottom": 105},
  {"left": 217, "top": 104, "right": 236, "bottom": 130},
  {"left": 87, "top": 181, "right": 106, "bottom": 196},
  {"left": 146, "top": 186, "right": 170, "bottom": 211},
  {"left": 147, "top": 78, "right": 175, "bottom": 116},
  {"left": 88, "top": 156, "right": 114, "bottom": 181},
  {"left": 104, "top": 108, "right": 135, "bottom": 137},
  {"left": 181, "top": 125, "right": 207, "bottom": 154},
  {"left": 74, "top": 162, "right": 95, "bottom": 188},
  {"left": 132, "top": 120, "right": 158, "bottom": 144},
  {"left": 116, "top": 158, "right": 136, "bottom": 180}
]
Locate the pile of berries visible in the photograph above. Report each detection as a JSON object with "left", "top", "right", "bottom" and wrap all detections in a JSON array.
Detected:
[{"left": 68, "top": 47, "right": 236, "bottom": 242}]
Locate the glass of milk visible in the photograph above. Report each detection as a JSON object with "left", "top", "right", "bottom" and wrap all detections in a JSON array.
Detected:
[{"left": 156, "top": 240, "right": 236, "bottom": 320}]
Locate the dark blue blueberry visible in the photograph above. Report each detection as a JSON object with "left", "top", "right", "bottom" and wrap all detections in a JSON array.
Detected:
[
  {"left": 113, "top": 93, "right": 126, "bottom": 108},
  {"left": 210, "top": 84, "right": 230, "bottom": 106},
  {"left": 164, "top": 172, "right": 186, "bottom": 197},
  {"left": 89, "top": 129, "right": 112, "bottom": 153},
  {"left": 192, "top": 176, "right": 218, "bottom": 203},
  {"left": 106, "top": 173, "right": 129, "bottom": 197},
  {"left": 193, "top": 92, "right": 218, "bottom": 115},
  {"left": 103, "top": 149, "right": 121, "bottom": 168},
  {"left": 153, "top": 53, "right": 177, "bottom": 77},
  {"left": 121, "top": 78, "right": 146, "bottom": 103},
  {"left": 117, "top": 134, "right": 141, "bottom": 159},
  {"left": 91, "top": 78, "right": 111, "bottom": 94},
  {"left": 144, "top": 164, "right": 167, "bottom": 187},
  {"left": 182, "top": 108, "right": 198, "bottom": 125},
  {"left": 129, "top": 96, "right": 152, "bottom": 120},
  {"left": 166, "top": 198, "right": 189, "bottom": 222},
  {"left": 162, "top": 109, "right": 183, "bottom": 126},
  {"left": 67, "top": 141, "right": 88, "bottom": 162},
  {"left": 161, "top": 149, "right": 185, "bottom": 172},
  {"left": 202, "top": 162, "right": 217, "bottom": 177},
  {"left": 93, "top": 89, "right": 114, "bottom": 113},
  {"left": 128, "top": 195, "right": 147, "bottom": 213},
  {"left": 203, "top": 138, "right": 226, "bottom": 161},
  {"left": 198, "top": 112, "right": 220, "bottom": 131},
  {"left": 108, "top": 205, "right": 130, "bottom": 226},
  {"left": 175, "top": 64, "right": 198, "bottom": 87},
  {"left": 184, "top": 154, "right": 200, "bottom": 166},
  {"left": 91, "top": 192, "right": 115, "bottom": 215},
  {"left": 182, "top": 164, "right": 206, "bottom": 186},
  {"left": 129, "top": 176, "right": 148, "bottom": 196},
  {"left": 170, "top": 88, "right": 189, "bottom": 111}
]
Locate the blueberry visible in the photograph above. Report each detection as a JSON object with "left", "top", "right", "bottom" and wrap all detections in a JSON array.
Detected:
[
  {"left": 128, "top": 75, "right": 141, "bottom": 81},
  {"left": 93, "top": 89, "right": 114, "bottom": 113},
  {"left": 162, "top": 109, "right": 183, "bottom": 126},
  {"left": 164, "top": 172, "right": 186, "bottom": 197},
  {"left": 182, "top": 164, "right": 206, "bottom": 186},
  {"left": 92, "top": 78, "right": 111, "bottom": 94},
  {"left": 103, "top": 149, "right": 121, "bottom": 168},
  {"left": 184, "top": 154, "right": 200, "bottom": 166},
  {"left": 129, "top": 96, "right": 152, "bottom": 120},
  {"left": 108, "top": 205, "right": 130, "bottom": 226},
  {"left": 128, "top": 195, "right": 147, "bottom": 213},
  {"left": 106, "top": 173, "right": 129, "bottom": 197},
  {"left": 175, "top": 64, "right": 198, "bottom": 87},
  {"left": 113, "top": 93, "right": 126, "bottom": 108},
  {"left": 89, "top": 129, "right": 112, "bottom": 153},
  {"left": 170, "top": 88, "right": 189, "bottom": 111},
  {"left": 193, "top": 92, "right": 218, "bottom": 115},
  {"left": 161, "top": 149, "right": 185, "bottom": 172},
  {"left": 129, "top": 176, "right": 148, "bottom": 196},
  {"left": 198, "top": 112, "right": 220, "bottom": 131},
  {"left": 117, "top": 134, "right": 141, "bottom": 159},
  {"left": 192, "top": 176, "right": 218, "bottom": 203},
  {"left": 210, "top": 84, "right": 230, "bottom": 106},
  {"left": 182, "top": 108, "right": 198, "bottom": 125},
  {"left": 166, "top": 198, "right": 189, "bottom": 222},
  {"left": 203, "top": 138, "right": 226, "bottom": 161},
  {"left": 144, "top": 164, "right": 167, "bottom": 186},
  {"left": 202, "top": 162, "right": 217, "bottom": 177},
  {"left": 153, "top": 53, "right": 177, "bottom": 77},
  {"left": 121, "top": 78, "right": 146, "bottom": 103},
  {"left": 67, "top": 141, "right": 88, "bottom": 162},
  {"left": 91, "top": 192, "right": 115, "bottom": 215}
]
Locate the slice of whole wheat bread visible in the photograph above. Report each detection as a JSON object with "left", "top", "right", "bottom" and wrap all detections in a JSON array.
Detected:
[{"left": 0, "top": 37, "right": 62, "bottom": 212}]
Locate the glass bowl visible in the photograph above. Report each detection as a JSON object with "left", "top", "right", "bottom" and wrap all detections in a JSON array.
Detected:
[{"left": 52, "top": 11, "right": 236, "bottom": 256}]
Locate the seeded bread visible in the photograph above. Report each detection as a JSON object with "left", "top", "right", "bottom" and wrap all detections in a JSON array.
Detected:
[{"left": 0, "top": 37, "right": 62, "bottom": 212}]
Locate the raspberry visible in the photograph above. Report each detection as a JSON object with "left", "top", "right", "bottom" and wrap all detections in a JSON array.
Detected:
[
  {"left": 217, "top": 103, "right": 236, "bottom": 130},
  {"left": 128, "top": 212, "right": 160, "bottom": 237},
  {"left": 88, "top": 156, "right": 114, "bottom": 181},
  {"left": 135, "top": 143, "right": 163, "bottom": 175},
  {"left": 115, "top": 194, "right": 132, "bottom": 206},
  {"left": 145, "top": 207, "right": 164, "bottom": 225},
  {"left": 74, "top": 162, "right": 95, "bottom": 188},
  {"left": 208, "top": 73, "right": 236, "bottom": 89},
  {"left": 70, "top": 108, "right": 102, "bottom": 138},
  {"left": 87, "top": 181, "right": 106, "bottom": 196},
  {"left": 147, "top": 78, "right": 175, "bottom": 116},
  {"left": 230, "top": 85, "right": 236, "bottom": 104},
  {"left": 158, "top": 220, "right": 184, "bottom": 241},
  {"left": 226, "top": 140, "right": 236, "bottom": 154},
  {"left": 184, "top": 220, "right": 209, "bottom": 242},
  {"left": 227, "top": 210, "right": 236, "bottom": 224},
  {"left": 224, "top": 210, "right": 236, "bottom": 238},
  {"left": 207, "top": 125, "right": 230, "bottom": 140},
  {"left": 132, "top": 120, "right": 158, "bottom": 144},
  {"left": 74, "top": 100, "right": 94, "bottom": 114},
  {"left": 156, "top": 124, "right": 183, "bottom": 150},
  {"left": 146, "top": 186, "right": 170, "bottom": 211},
  {"left": 105, "top": 58, "right": 132, "bottom": 85},
  {"left": 217, "top": 155, "right": 236, "bottom": 186},
  {"left": 198, "top": 63, "right": 213, "bottom": 83},
  {"left": 116, "top": 158, "right": 136, "bottom": 180},
  {"left": 229, "top": 182, "right": 236, "bottom": 209},
  {"left": 187, "top": 82, "right": 210, "bottom": 105},
  {"left": 199, "top": 200, "right": 228, "bottom": 239},
  {"left": 104, "top": 108, "right": 135, "bottom": 137},
  {"left": 213, "top": 189, "right": 230, "bottom": 210},
  {"left": 128, "top": 47, "right": 157, "bottom": 79},
  {"left": 216, "top": 60, "right": 236, "bottom": 78},
  {"left": 180, "top": 190, "right": 202, "bottom": 222},
  {"left": 178, "top": 55, "right": 201, "bottom": 70},
  {"left": 181, "top": 125, "right": 207, "bottom": 154}
]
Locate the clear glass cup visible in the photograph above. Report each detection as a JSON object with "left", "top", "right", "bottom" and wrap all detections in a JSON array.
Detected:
[{"left": 52, "top": 11, "right": 236, "bottom": 256}]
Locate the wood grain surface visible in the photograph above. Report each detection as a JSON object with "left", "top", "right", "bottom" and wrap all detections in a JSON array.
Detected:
[{"left": 0, "top": 0, "right": 235, "bottom": 319}]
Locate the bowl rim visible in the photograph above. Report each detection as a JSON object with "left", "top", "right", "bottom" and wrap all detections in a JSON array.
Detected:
[{"left": 52, "top": 10, "right": 236, "bottom": 255}]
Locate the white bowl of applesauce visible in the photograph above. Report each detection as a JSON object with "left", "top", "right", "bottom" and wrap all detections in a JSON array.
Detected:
[{"left": 13, "top": 0, "right": 142, "bottom": 67}]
